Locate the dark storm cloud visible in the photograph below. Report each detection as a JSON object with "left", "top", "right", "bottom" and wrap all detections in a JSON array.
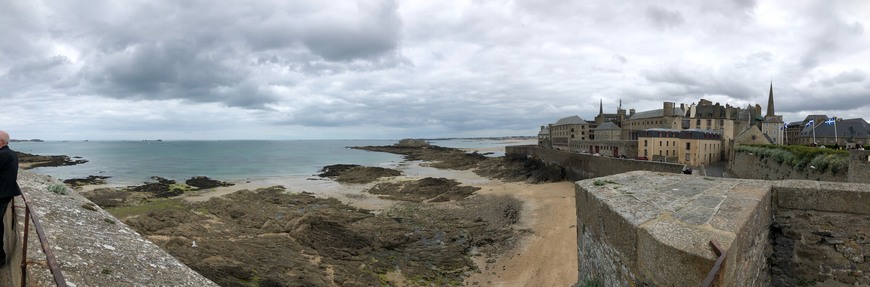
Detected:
[
  {"left": 797, "top": 3, "right": 865, "bottom": 69},
  {"left": 819, "top": 70, "right": 866, "bottom": 87},
  {"left": 645, "top": 6, "right": 685, "bottom": 30}
]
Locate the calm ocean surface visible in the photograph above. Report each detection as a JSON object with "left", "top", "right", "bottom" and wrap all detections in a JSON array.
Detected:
[{"left": 13, "top": 139, "right": 517, "bottom": 185}]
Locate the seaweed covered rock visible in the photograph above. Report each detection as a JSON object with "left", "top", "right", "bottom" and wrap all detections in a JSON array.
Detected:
[
  {"left": 367, "top": 177, "right": 479, "bottom": 202},
  {"left": 319, "top": 164, "right": 401, "bottom": 183},
  {"left": 63, "top": 175, "right": 111, "bottom": 187},
  {"left": 185, "top": 176, "right": 234, "bottom": 189},
  {"left": 122, "top": 186, "right": 523, "bottom": 287}
]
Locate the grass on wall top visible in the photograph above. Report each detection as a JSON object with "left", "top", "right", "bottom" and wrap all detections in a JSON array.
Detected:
[{"left": 736, "top": 144, "right": 849, "bottom": 173}]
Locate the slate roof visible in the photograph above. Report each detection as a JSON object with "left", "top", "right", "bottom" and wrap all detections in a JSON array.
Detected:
[
  {"left": 553, "top": 115, "right": 588, "bottom": 126},
  {"left": 627, "top": 108, "right": 687, "bottom": 120},
  {"left": 538, "top": 127, "right": 550, "bottom": 135},
  {"left": 799, "top": 118, "right": 870, "bottom": 138},
  {"left": 593, "top": 122, "right": 621, "bottom": 130}
]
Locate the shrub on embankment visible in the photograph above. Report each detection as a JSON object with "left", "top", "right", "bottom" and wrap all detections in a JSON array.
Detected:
[{"left": 735, "top": 144, "right": 848, "bottom": 173}]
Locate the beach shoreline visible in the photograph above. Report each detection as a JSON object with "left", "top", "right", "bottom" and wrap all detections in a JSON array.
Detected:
[
  {"left": 65, "top": 143, "right": 577, "bottom": 286},
  {"left": 175, "top": 159, "right": 578, "bottom": 285}
]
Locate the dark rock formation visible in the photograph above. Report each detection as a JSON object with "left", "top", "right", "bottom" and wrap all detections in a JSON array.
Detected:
[
  {"left": 318, "top": 164, "right": 361, "bottom": 177},
  {"left": 185, "top": 176, "right": 234, "bottom": 189},
  {"left": 351, "top": 145, "right": 487, "bottom": 170},
  {"left": 367, "top": 177, "right": 479, "bottom": 202},
  {"left": 63, "top": 175, "right": 111, "bottom": 187},
  {"left": 319, "top": 164, "right": 402, "bottom": 183},
  {"left": 16, "top": 151, "right": 88, "bottom": 169},
  {"left": 131, "top": 177, "right": 181, "bottom": 198},
  {"left": 474, "top": 156, "right": 565, "bottom": 183}
]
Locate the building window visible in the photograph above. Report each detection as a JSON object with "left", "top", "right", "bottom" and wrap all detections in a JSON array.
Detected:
[
  {"left": 686, "top": 142, "right": 690, "bottom": 149},
  {"left": 644, "top": 140, "right": 648, "bottom": 147}
]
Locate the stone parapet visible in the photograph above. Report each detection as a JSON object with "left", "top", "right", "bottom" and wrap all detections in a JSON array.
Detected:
[
  {"left": 575, "top": 171, "right": 870, "bottom": 286},
  {"left": 506, "top": 145, "right": 683, "bottom": 181},
  {"left": 575, "top": 171, "right": 771, "bottom": 286},
  {"left": 848, "top": 150, "right": 870, "bottom": 183},
  {"left": 5, "top": 171, "right": 217, "bottom": 287}
]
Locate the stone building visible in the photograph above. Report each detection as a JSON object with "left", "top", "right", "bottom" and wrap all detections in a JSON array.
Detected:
[
  {"left": 637, "top": 128, "right": 723, "bottom": 166},
  {"left": 549, "top": 115, "right": 590, "bottom": 150},
  {"left": 537, "top": 126, "right": 551, "bottom": 148},
  {"left": 592, "top": 99, "right": 627, "bottom": 129},
  {"left": 797, "top": 117, "right": 870, "bottom": 147},
  {"left": 623, "top": 102, "right": 686, "bottom": 140}
]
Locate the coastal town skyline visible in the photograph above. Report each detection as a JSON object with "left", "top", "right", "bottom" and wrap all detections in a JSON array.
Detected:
[{"left": 2, "top": 0, "right": 869, "bottom": 140}]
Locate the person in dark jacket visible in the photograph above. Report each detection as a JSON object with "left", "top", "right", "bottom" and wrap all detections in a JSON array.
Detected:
[{"left": 0, "top": 130, "right": 22, "bottom": 266}]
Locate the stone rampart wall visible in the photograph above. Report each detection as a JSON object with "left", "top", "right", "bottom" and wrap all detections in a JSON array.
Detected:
[
  {"left": 729, "top": 151, "right": 848, "bottom": 182},
  {"left": 3, "top": 171, "right": 217, "bottom": 287},
  {"left": 573, "top": 171, "right": 870, "bottom": 286},
  {"left": 574, "top": 172, "right": 771, "bottom": 286},
  {"left": 770, "top": 181, "right": 870, "bottom": 285},
  {"left": 849, "top": 150, "right": 870, "bottom": 183},
  {"left": 506, "top": 145, "right": 683, "bottom": 181}
]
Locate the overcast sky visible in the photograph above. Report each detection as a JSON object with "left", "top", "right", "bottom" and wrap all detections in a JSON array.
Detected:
[{"left": 2, "top": 0, "right": 868, "bottom": 140}]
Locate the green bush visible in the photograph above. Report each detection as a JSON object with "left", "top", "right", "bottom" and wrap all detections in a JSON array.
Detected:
[
  {"left": 47, "top": 184, "right": 68, "bottom": 195},
  {"left": 736, "top": 144, "right": 848, "bottom": 173}
]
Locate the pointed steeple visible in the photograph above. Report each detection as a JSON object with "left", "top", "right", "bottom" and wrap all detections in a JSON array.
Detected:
[
  {"left": 599, "top": 99, "right": 603, "bottom": 115},
  {"left": 766, "top": 81, "right": 775, "bottom": 117}
]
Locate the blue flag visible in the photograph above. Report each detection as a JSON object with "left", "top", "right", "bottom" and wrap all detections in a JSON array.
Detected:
[
  {"left": 805, "top": 119, "right": 815, "bottom": 127},
  {"left": 825, "top": 118, "right": 836, "bottom": 125}
]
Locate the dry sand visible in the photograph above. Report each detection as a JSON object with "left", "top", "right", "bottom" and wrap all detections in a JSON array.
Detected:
[
  {"left": 177, "top": 160, "right": 579, "bottom": 286},
  {"left": 464, "top": 180, "right": 578, "bottom": 286}
]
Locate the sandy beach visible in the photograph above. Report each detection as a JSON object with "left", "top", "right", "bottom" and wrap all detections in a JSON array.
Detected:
[
  {"left": 178, "top": 160, "right": 578, "bottom": 286},
  {"left": 464, "top": 180, "right": 578, "bottom": 286}
]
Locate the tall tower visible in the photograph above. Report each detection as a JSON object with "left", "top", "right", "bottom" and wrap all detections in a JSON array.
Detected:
[
  {"left": 599, "top": 99, "right": 603, "bottom": 115},
  {"left": 766, "top": 81, "right": 775, "bottom": 117},
  {"left": 761, "top": 81, "right": 784, "bottom": 144}
]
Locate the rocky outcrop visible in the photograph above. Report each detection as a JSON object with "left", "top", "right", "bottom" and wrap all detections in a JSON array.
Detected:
[
  {"left": 16, "top": 152, "right": 88, "bottom": 169},
  {"left": 474, "top": 156, "right": 565, "bottom": 183},
  {"left": 318, "top": 164, "right": 402, "bottom": 183},
  {"left": 184, "top": 176, "right": 234, "bottom": 189},
  {"left": 63, "top": 175, "right": 110, "bottom": 187},
  {"left": 367, "top": 177, "right": 480, "bottom": 202},
  {"left": 352, "top": 145, "right": 487, "bottom": 170}
]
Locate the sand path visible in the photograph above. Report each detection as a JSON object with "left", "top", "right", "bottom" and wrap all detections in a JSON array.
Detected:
[{"left": 464, "top": 181, "right": 578, "bottom": 286}]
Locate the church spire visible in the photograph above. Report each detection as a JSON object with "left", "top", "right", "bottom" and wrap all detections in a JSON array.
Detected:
[
  {"left": 599, "top": 99, "right": 603, "bottom": 115},
  {"left": 766, "top": 81, "right": 775, "bottom": 117}
]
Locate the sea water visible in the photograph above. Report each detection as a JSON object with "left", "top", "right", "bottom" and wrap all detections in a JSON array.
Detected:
[
  {"left": 13, "top": 139, "right": 517, "bottom": 185},
  {"left": 13, "top": 140, "right": 404, "bottom": 185}
]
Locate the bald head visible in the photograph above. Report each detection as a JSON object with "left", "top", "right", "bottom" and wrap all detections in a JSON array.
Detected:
[{"left": 0, "top": 131, "right": 9, "bottom": 147}]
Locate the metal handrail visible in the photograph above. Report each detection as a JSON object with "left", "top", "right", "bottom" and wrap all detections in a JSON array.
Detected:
[
  {"left": 18, "top": 192, "right": 67, "bottom": 287},
  {"left": 700, "top": 240, "right": 726, "bottom": 287}
]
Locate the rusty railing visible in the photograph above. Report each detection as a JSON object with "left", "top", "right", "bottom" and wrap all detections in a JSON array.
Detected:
[
  {"left": 18, "top": 193, "right": 67, "bottom": 287},
  {"left": 700, "top": 240, "right": 726, "bottom": 287}
]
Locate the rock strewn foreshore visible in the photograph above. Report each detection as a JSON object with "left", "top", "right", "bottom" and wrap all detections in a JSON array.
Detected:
[
  {"left": 352, "top": 144, "right": 566, "bottom": 183},
  {"left": 69, "top": 143, "right": 572, "bottom": 286}
]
